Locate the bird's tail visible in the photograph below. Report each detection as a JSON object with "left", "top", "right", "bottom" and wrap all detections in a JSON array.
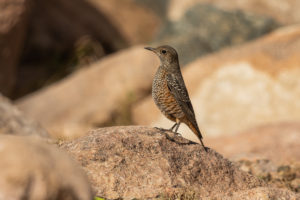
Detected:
[{"left": 187, "top": 121, "right": 207, "bottom": 152}]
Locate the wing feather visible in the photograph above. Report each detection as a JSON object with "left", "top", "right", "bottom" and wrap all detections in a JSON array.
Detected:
[
  {"left": 166, "top": 73, "right": 204, "bottom": 140},
  {"left": 166, "top": 74, "right": 195, "bottom": 117}
]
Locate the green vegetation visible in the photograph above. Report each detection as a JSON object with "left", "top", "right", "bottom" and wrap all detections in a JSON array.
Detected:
[{"left": 94, "top": 197, "right": 106, "bottom": 200}]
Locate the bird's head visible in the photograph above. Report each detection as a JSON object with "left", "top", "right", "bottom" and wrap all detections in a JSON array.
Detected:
[{"left": 144, "top": 45, "right": 179, "bottom": 66}]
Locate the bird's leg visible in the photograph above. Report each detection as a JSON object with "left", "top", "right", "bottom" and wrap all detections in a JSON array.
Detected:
[
  {"left": 169, "top": 123, "right": 177, "bottom": 131},
  {"left": 174, "top": 122, "right": 181, "bottom": 133},
  {"left": 173, "top": 119, "right": 182, "bottom": 137}
]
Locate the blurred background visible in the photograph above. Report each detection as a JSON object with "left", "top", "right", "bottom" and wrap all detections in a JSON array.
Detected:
[
  {"left": 1, "top": 0, "right": 300, "bottom": 193},
  {"left": 2, "top": 0, "right": 293, "bottom": 100},
  {"left": 1, "top": 0, "right": 300, "bottom": 137}
]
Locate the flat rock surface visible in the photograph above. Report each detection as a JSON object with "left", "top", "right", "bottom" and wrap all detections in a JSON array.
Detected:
[
  {"left": 61, "top": 126, "right": 265, "bottom": 199},
  {"left": 0, "top": 135, "right": 93, "bottom": 200}
]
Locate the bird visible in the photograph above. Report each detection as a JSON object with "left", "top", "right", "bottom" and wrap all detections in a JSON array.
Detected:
[{"left": 145, "top": 45, "right": 206, "bottom": 151}]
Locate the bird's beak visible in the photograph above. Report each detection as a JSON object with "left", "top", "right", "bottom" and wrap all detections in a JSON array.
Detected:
[{"left": 144, "top": 47, "right": 155, "bottom": 51}]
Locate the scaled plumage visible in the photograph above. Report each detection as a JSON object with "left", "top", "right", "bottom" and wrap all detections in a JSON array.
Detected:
[{"left": 145, "top": 45, "right": 206, "bottom": 151}]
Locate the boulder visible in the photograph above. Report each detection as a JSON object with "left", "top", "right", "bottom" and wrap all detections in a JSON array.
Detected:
[
  {"left": 134, "top": 0, "right": 170, "bottom": 18},
  {"left": 60, "top": 126, "right": 266, "bottom": 199},
  {"left": 0, "top": 94, "right": 48, "bottom": 137},
  {"left": 0, "top": 135, "right": 93, "bottom": 200},
  {"left": 17, "top": 46, "right": 159, "bottom": 138},
  {"left": 13, "top": 0, "right": 129, "bottom": 99},
  {"left": 133, "top": 25, "right": 300, "bottom": 140},
  {"left": 168, "top": 0, "right": 300, "bottom": 25},
  {"left": 87, "top": 0, "right": 161, "bottom": 44},
  {"left": 206, "top": 122, "right": 300, "bottom": 164},
  {"left": 155, "top": 4, "right": 278, "bottom": 65},
  {"left": 0, "top": 0, "right": 31, "bottom": 96},
  {"left": 26, "top": 0, "right": 128, "bottom": 56}
]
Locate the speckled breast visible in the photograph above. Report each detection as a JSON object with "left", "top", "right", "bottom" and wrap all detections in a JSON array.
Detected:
[{"left": 152, "top": 67, "right": 184, "bottom": 119}]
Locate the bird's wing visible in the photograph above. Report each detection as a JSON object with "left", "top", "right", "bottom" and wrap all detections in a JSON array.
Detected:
[
  {"left": 166, "top": 73, "right": 195, "bottom": 117},
  {"left": 167, "top": 73, "right": 204, "bottom": 140}
]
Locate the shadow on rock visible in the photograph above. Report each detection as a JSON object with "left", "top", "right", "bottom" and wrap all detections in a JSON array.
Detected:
[{"left": 61, "top": 126, "right": 266, "bottom": 199}]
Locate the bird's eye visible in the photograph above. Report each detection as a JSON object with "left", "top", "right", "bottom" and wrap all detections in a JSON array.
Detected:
[{"left": 161, "top": 50, "right": 166, "bottom": 54}]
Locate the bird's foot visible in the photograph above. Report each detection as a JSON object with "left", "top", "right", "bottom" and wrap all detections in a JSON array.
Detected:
[
  {"left": 155, "top": 127, "right": 180, "bottom": 135},
  {"left": 168, "top": 123, "right": 177, "bottom": 132},
  {"left": 172, "top": 131, "right": 183, "bottom": 137},
  {"left": 154, "top": 127, "right": 167, "bottom": 132}
]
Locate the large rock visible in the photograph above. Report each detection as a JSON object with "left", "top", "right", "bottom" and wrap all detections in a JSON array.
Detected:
[
  {"left": 0, "top": 0, "right": 31, "bottom": 96},
  {"left": 133, "top": 25, "right": 300, "bottom": 141},
  {"left": 60, "top": 126, "right": 266, "bottom": 199},
  {"left": 17, "top": 46, "right": 159, "bottom": 138},
  {"left": 13, "top": 0, "right": 129, "bottom": 99},
  {"left": 168, "top": 0, "right": 300, "bottom": 25},
  {"left": 134, "top": 0, "right": 170, "bottom": 18},
  {"left": 0, "top": 135, "right": 93, "bottom": 200},
  {"left": 87, "top": 0, "right": 161, "bottom": 44},
  {"left": 26, "top": 0, "right": 128, "bottom": 56},
  {"left": 207, "top": 122, "right": 300, "bottom": 164},
  {"left": 0, "top": 94, "right": 49, "bottom": 137},
  {"left": 155, "top": 4, "right": 278, "bottom": 65}
]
